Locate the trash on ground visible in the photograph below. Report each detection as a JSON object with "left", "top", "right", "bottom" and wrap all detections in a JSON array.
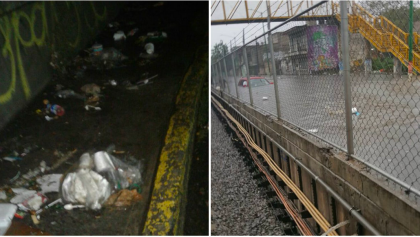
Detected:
[
  {"left": 45, "top": 116, "right": 55, "bottom": 121},
  {"left": 31, "top": 214, "right": 39, "bottom": 225},
  {"left": 85, "top": 105, "right": 102, "bottom": 111},
  {"left": 64, "top": 203, "right": 85, "bottom": 210},
  {"left": 36, "top": 174, "right": 62, "bottom": 193},
  {"left": 44, "top": 100, "right": 65, "bottom": 116},
  {"left": 3, "top": 157, "right": 22, "bottom": 162},
  {"left": 10, "top": 189, "right": 36, "bottom": 204},
  {"left": 0, "top": 204, "right": 17, "bottom": 235},
  {"left": 146, "top": 31, "right": 167, "bottom": 39},
  {"left": 308, "top": 129, "right": 318, "bottom": 133},
  {"left": 104, "top": 189, "right": 142, "bottom": 207},
  {"left": 21, "top": 193, "right": 48, "bottom": 211},
  {"left": 22, "top": 169, "right": 40, "bottom": 180},
  {"left": 81, "top": 83, "right": 101, "bottom": 96},
  {"left": 145, "top": 43, "right": 154, "bottom": 55},
  {"left": 262, "top": 97, "right": 268, "bottom": 100},
  {"left": 110, "top": 80, "right": 117, "bottom": 86},
  {"left": 61, "top": 154, "right": 112, "bottom": 210},
  {"left": 39, "top": 160, "right": 50, "bottom": 173},
  {"left": 127, "top": 28, "right": 138, "bottom": 37},
  {"left": 93, "top": 151, "right": 142, "bottom": 190},
  {"left": 56, "top": 90, "right": 84, "bottom": 99},
  {"left": 0, "top": 190, "right": 6, "bottom": 200},
  {"left": 352, "top": 107, "right": 360, "bottom": 116},
  {"left": 92, "top": 43, "right": 103, "bottom": 56},
  {"left": 35, "top": 198, "right": 62, "bottom": 215},
  {"left": 136, "top": 74, "right": 158, "bottom": 85},
  {"left": 113, "top": 31, "right": 126, "bottom": 41},
  {"left": 9, "top": 171, "right": 20, "bottom": 183}
]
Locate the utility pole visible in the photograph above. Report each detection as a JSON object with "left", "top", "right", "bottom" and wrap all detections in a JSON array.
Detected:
[
  {"left": 261, "top": 12, "right": 271, "bottom": 76},
  {"left": 409, "top": 0, "right": 414, "bottom": 79},
  {"left": 255, "top": 36, "right": 260, "bottom": 75}
]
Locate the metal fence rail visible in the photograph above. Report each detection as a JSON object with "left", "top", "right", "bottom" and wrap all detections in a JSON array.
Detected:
[{"left": 211, "top": 0, "right": 420, "bottom": 201}]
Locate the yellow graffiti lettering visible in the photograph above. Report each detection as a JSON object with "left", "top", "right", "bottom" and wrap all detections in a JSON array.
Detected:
[{"left": 0, "top": 2, "right": 108, "bottom": 104}]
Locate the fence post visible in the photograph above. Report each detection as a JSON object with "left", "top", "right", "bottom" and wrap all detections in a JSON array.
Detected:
[
  {"left": 223, "top": 57, "right": 231, "bottom": 95},
  {"left": 340, "top": 1, "right": 354, "bottom": 155},
  {"left": 217, "top": 61, "right": 224, "bottom": 91},
  {"left": 243, "top": 29, "right": 254, "bottom": 106},
  {"left": 266, "top": 0, "right": 282, "bottom": 119},
  {"left": 231, "top": 51, "right": 240, "bottom": 99}
]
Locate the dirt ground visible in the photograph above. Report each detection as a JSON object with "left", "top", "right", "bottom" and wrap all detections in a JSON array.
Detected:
[{"left": 1, "top": 2, "right": 208, "bottom": 235}]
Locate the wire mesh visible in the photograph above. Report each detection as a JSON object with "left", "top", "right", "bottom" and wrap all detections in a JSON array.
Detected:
[{"left": 211, "top": 0, "right": 420, "bottom": 197}]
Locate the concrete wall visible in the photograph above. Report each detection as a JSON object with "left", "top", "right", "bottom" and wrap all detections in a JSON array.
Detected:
[
  {"left": 0, "top": 2, "right": 123, "bottom": 130},
  {"left": 213, "top": 91, "right": 420, "bottom": 235}
]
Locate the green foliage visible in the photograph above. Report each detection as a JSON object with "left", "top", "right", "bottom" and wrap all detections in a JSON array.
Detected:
[
  {"left": 211, "top": 41, "right": 228, "bottom": 64},
  {"left": 372, "top": 57, "right": 394, "bottom": 72}
]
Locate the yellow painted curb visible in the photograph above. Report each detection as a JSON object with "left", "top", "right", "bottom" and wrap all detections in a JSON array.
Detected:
[{"left": 143, "top": 50, "right": 208, "bottom": 235}]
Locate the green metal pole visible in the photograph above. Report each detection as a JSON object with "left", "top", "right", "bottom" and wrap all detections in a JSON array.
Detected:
[{"left": 409, "top": 0, "right": 413, "bottom": 63}]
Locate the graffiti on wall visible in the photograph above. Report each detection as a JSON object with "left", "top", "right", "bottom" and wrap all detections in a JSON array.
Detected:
[
  {"left": 307, "top": 25, "right": 339, "bottom": 72},
  {"left": 0, "top": 2, "right": 107, "bottom": 105}
]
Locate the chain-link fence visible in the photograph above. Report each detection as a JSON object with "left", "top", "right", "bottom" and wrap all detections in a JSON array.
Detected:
[{"left": 211, "top": 0, "right": 420, "bottom": 201}]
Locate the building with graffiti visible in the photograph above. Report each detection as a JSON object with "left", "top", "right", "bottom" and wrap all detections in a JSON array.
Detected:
[{"left": 307, "top": 25, "right": 339, "bottom": 72}]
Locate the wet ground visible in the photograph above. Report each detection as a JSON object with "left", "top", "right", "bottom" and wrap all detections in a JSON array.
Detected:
[
  {"left": 221, "top": 73, "right": 420, "bottom": 196},
  {"left": 1, "top": 2, "right": 208, "bottom": 235}
]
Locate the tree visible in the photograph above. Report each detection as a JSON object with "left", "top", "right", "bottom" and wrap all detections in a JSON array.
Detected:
[
  {"left": 211, "top": 41, "right": 229, "bottom": 64},
  {"left": 359, "top": 1, "right": 420, "bottom": 33}
]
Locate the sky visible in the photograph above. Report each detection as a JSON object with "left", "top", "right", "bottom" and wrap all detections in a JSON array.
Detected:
[{"left": 210, "top": 0, "right": 345, "bottom": 50}]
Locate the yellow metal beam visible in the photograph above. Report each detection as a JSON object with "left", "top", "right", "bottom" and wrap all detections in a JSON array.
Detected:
[
  {"left": 227, "top": 1, "right": 241, "bottom": 20},
  {"left": 250, "top": 0, "right": 263, "bottom": 19},
  {"left": 293, "top": 1, "right": 303, "bottom": 16},
  {"left": 272, "top": 0, "right": 284, "bottom": 18},
  {"left": 245, "top": 0, "right": 249, "bottom": 20},
  {"left": 222, "top": 0, "right": 227, "bottom": 21}
]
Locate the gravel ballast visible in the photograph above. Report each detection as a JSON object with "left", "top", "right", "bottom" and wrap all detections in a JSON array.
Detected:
[{"left": 211, "top": 107, "right": 285, "bottom": 236}]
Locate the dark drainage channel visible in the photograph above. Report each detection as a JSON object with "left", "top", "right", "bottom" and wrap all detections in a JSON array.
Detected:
[
  {"left": 184, "top": 79, "right": 209, "bottom": 235},
  {"left": 211, "top": 102, "right": 300, "bottom": 236}
]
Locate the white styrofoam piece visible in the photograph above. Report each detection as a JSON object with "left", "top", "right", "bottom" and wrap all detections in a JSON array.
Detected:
[{"left": 0, "top": 204, "right": 17, "bottom": 235}]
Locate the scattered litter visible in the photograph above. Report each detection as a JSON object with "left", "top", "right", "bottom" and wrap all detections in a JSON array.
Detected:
[
  {"left": 64, "top": 203, "right": 85, "bottom": 210},
  {"left": 37, "top": 174, "right": 62, "bottom": 193},
  {"left": 0, "top": 204, "right": 17, "bottom": 235},
  {"left": 308, "top": 129, "right": 318, "bottom": 133},
  {"left": 61, "top": 168, "right": 111, "bottom": 210},
  {"left": 31, "top": 214, "right": 39, "bottom": 225},
  {"left": 110, "top": 80, "right": 117, "bottom": 86},
  {"left": 39, "top": 160, "right": 50, "bottom": 173},
  {"left": 51, "top": 221, "right": 57, "bottom": 225},
  {"left": 147, "top": 31, "right": 167, "bottom": 39},
  {"left": 92, "top": 43, "right": 103, "bottom": 56},
  {"left": 56, "top": 90, "right": 84, "bottom": 99},
  {"left": 127, "top": 28, "right": 138, "bottom": 37},
  {"left": 14, "top": 211, "right": 25, "bottom": 219},
  {"left": 94, "top": 151, "right": 142, "bottom": 190},
  {"left": 352, "top": 107, "right": 360, "bottom": 116},
  {"left": 9, "top": 171, "right": 21, "bottom": 183},
  {"left": 45, "top": 116, "right": 55, "bottom": 121},
  {"left": 81, "top": 83, "right": 101, "bottom": 96},
  {"left": 262, "top": 97, "right": 268, "bottom": 100},
  {"left": 44, "top": 100, "right": 65, "bottom": 116},
  {"left": 113, "top": 31, "right": 126, "bottom": 41},
  {"left": 145, "top": 43, "right": 154, "bottom": 55},
  {"left": 0, "top": 191, "right": 6, "bottom": 200},
  {"left": 136, "top": 74, "right": 158, "bottom": 85},
  {"left": 22, "top": 169, "right": 40, "bottom": 180},
  {"left": 104, "top": 189, "right": 142, "bottom": 207},
  {"left": 35, "top": 198, "right": 62, "bottom": 215},
  {"left": 10, "top": 189, "right": 37, "bottom": 206},
  {"left": 3, "top": 157, "right": 22, "bottom": 162},
  {"left": 21, "top": 193, "right": 48, "bottom": 211},
  {"left": 85, "top": 105, "right": 102, "bottom": 111}
]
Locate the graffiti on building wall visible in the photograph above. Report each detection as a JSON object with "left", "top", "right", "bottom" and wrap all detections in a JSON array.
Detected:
[
  {"left": 307, "top": 25, "right": 339, "bottom": 72},
  {"left": 0, "top": 2, "right": 107, "bottom": 105}
]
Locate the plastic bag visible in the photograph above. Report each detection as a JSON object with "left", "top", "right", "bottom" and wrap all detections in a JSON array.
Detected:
[
  {"left": 61, "top": 154, "right": 111, "bottom": 210},
  {"left": 93, "top": 151, "right": 142, "bottom": 190}
]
